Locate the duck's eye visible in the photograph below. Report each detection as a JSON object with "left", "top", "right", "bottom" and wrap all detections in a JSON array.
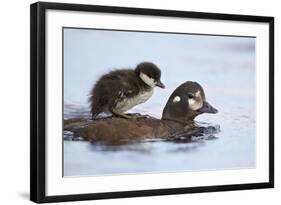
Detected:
[{"left": 188, "top": 93, "right": 195, "bottom": 99}]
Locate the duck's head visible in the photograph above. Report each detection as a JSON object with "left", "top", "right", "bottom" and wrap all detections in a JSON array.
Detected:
[
  {"left": 162, "top": 81, "right": 218, "bottom": 124},
  {"left": 135, "top": 62, "right": 165, "bottom": 88}
]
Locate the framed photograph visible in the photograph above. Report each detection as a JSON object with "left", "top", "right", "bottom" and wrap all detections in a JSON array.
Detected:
[{"left": 30, "top": 2, "right": 274, "bottom": 203}]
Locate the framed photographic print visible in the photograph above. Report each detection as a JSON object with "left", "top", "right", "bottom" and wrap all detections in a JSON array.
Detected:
[{"left": 30, "top": 1, "right": 274, "bottom": 203}]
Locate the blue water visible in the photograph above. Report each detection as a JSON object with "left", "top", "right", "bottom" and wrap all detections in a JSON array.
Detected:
[{"left": 63, "top": 28, "right": 256, "bottom": 177}]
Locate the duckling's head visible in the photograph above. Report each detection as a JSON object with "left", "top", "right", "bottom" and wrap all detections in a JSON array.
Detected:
[
  {"left": 135, "top": 62, "right": 165, "bottom": 88},
  {"left": 162, "top": 81, "right": 218, "bottom": 123}
]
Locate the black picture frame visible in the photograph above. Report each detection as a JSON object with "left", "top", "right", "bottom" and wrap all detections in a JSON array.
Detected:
[{"left": 30, "top": 1, "right": 274, "bottom": 203}]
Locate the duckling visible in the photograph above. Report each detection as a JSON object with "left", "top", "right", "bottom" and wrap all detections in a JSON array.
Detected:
[
  {"left": 65, "top": 81, "right": 218, "bottom": 144},
  {"left": 89, "top": 62, "right": 165, "bottom": 119}
]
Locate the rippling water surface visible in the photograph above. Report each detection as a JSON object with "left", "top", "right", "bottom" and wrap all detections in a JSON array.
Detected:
[{"left": 63, "top": 29, "right": 255, "bottom": 177}]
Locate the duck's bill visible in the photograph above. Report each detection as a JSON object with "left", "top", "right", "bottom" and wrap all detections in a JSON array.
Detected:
[
  {"left": 198, "top": 101, "right": 218, "bottom": 114},
  {"left": 156, "top": 80, "right": 165, "bottom": 88}
]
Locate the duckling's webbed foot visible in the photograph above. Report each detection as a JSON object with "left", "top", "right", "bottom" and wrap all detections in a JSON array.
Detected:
[
  {"left": 110, "top": 109, "right": 133, "bottom": 119},
  {"left": 126, "top": 113, "right": 151, "bottom": 119},
  {"left": 126, "top": 113, "right": 141, "bottom": 117}
]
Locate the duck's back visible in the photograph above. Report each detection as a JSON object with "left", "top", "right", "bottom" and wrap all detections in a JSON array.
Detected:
[{"left": 65, "top": 117, "right": 171, "bottom": 144}]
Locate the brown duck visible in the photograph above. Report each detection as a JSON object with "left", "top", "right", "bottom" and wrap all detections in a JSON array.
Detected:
[{"left": 65, "top": 81, "right": 218, "bottom": 144}]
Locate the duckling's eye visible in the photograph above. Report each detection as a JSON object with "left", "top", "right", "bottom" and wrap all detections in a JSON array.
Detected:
[{"left": 188, "top": 93, "right": 195, "bottom": 99}]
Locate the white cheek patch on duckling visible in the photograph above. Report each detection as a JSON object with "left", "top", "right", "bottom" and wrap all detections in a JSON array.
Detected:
[
  {"left": 188, "top": 91, "right": 203, "bottom": 111},
  {"left": 172, "top": 96, "right": 181, "bottom": 103},
  {"left": 140, "top": 72, "right": 156, "bottom": 88}
]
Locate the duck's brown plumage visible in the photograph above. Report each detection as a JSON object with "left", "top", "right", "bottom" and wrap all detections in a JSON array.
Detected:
[{"left": 64, "top": 117, "right": 194, "bottom": 144}]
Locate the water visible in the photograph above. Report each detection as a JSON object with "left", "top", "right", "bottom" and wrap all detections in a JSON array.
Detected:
[{"left": 63, "top": 28, "right": 256, "bottom": 177}]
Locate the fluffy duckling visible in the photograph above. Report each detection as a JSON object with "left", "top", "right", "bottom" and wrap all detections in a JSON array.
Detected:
[{"left": 89, "top": 62, "right": 165, "bottom": 119}]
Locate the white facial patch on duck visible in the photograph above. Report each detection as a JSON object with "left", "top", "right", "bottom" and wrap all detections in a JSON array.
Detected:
[
  {"left": 188, "top": 90, "right": 203, "bottom": 111},
  {"left": 115, "top": 89, "right": 154, "bottom": 113},
  {"left": 172, "top": 96, "right": 181, "bottom": 103},
  {"left": 139, "top": 72, "right": 156, "bottom": 88}
]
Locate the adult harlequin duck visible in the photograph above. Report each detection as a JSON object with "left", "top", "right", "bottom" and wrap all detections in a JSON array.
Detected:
[
  {"left": 65, "top": 81, "right": 218, "bottom": 144},
  {"left": 89, "top": 62, "right": 165, "bottom": 119},
  {"left": 162, "top": 81, "right": 218, "bottom": 123}
]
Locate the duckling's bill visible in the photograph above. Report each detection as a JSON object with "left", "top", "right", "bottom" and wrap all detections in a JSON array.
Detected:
[{"left": 156, "top": 80, "right": 165, "bottom": 88}]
